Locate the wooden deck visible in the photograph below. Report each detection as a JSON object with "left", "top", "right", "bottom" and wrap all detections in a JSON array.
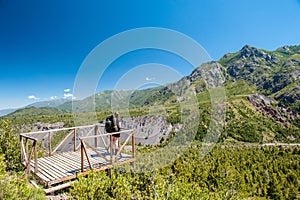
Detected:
[
  {"left": 20, "top": 124, "right": 136, "bottom": 192},
  {"left": 26, "top": 147, "right": 135, "bottom": 187}
]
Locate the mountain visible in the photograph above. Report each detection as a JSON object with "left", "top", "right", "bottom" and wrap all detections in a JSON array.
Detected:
[
  {"left": 59, "top": 44, "right": 300, "bottom": 143},
  {"left": 219, "top": 45, "right": 300, "bottom": 110},
  {"left": 26, "top": 99, "right": 70, "bottom": 108},
  {"left": 0, "top": 99, "right": 71, "bottom": 117},
  {"left": 7, "top": 106, "right": 66, "bottom": 117},
  {"left": 0, "top": 108, "right": 17, "bottom": 117},
  {"left": 2, "top": 44, "right": 300, "bottom": 143},
  {"left": 68, "top": 44, "right": 299, "bottom": 113}
]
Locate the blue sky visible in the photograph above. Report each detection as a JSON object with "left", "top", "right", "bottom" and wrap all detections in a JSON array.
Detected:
[{"left": 0, "top": 0, "right": 300, "bottom": 109}]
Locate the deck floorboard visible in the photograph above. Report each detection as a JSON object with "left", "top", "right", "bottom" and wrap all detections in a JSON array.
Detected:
[{"left": 29, "top": 147, "right": 134, "bottom": 187}]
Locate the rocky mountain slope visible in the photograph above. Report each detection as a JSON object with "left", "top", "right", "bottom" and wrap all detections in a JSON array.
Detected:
[
  {"left": 2, "top": 44, "right": 300, "bottom": 143},
  {"left": 220, "top": 45, "right": 300, "bottom": 110}
]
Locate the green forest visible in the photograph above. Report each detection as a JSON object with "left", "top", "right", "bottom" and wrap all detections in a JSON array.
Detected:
[{"left": 0, "top": 120, "right": 299, "bottom": 199}]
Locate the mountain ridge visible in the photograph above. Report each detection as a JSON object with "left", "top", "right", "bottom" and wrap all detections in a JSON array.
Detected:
[{"left": 2, "top": 44, "right": 300, "bottom": 143}]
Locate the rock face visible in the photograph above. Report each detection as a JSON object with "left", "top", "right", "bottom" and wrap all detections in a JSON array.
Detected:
[
  {"left": 120, "top": 116, "right": 176, "bottom": 145},
  {"left": 225, "top": 45, "right": 281, "bottom": 88},
  {"left": 239, "top": 45, "right": 280, "bottom": 64},
  {"left": 167, "top": 61, "right": 225, "bottom": 97},
  {"left": 247, "top": 94, "right": 299, "bottom": 123},
  {"left": 220, "top": 45, "right": 300, "bottom": 111},
  {"left": 34, "top": 122, "right": 65, "bottom": 131},
  {"left": 275, "top": 85, "right": 300, "bottom": 104}
]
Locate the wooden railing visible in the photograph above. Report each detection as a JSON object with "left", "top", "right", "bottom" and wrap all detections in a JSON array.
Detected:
[
  {"left": 79, "top": 129, "right": 136, "bottom": 172},
  {"left": 20, "top": 124, "right": 120, "bottom": 177},
  {"left": 20, "top": 135, "right": 38, "bottom": 175}
]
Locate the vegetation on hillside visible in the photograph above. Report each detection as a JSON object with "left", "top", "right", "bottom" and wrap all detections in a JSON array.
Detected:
[
  {"left": 0, "top": 121, "right": 45, "bottom": 199},
  {"left": 70, "top": 144, "right": 300, "bottom": 199}
]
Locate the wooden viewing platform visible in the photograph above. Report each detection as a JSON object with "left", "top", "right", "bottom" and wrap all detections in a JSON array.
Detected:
[{"left": 20, "top": 124, "right": 136, "bottom": 193}]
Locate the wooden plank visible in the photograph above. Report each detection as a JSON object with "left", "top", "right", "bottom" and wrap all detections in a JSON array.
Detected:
[
  {"left": 132, "top": 130, "right": 136, "bottom": 158},
  {"left": 81, "top": 142, "right": 84, "bottom": 172},
  {"left": 26, "top": 138, "right": 29, "bottom": 161},
  {"left": 82, "top": 141, "right": 93, "bottom": 170},
  {"left": 30, "top": 180, "right": 39, "bottom": 188},
  {"left": 94, "top": 125, "right": 98, "bottom": 147},
  {"left": 53, "top": 154, "right": 88, "bottom": 169},
  {"left": 48, "top": 174, "right": 77, "bottom": 187},
  {"left": 44, "top": 155, "right": 73, "bottom": 168},
  {"left": 64, "top": 151, "right": 101, "bottom": 165},
  {"left": 39, "top": 157, "right": 73, "bottom": 177},
  {"left": 48, "top": 132, "right": 52, "bottom": 156},
  {"left": 74, "top": 128, "right": 77, "bottom": 152},
  {"left": 79, "top": 157, "right": 136, "bottom": 177},
  {"left": 29, "top": 166, "right": 51, "bottom": 185},
  {"left": 46, "top": 156, "right": 135, "bottom": 187},
  {"left": 83, "top": 140, "right": 110, "bottom": 162},
  {"left": 34, "top": 152, "right": 133, "bottom": 184},
  {"left": 51, "top": 154, "right": 81, "bottom": 170},
  {"left": 110, "top": 135, "right": 113, "bottom": 164},
  {"left": 30, "top": 161, "right": 57, "bottom": 181},
  {"left": 79, "top": 129, "right": 133, "bottom": 140},
  {"left": 31, "top": 160, "right": 62, "bottom": 180},
  {"left": 43, "top": 156, "right": 76, "bottom": 172},
  {"left": 116, "top": 132, "right": 132, "bottom": 158},
  {"left": 52, "top": 129, "right": 74, "bottom": 154},
  {"left": 34, "top": 140, "right": 38, "bottom": 173},
  {"left": 25, "top": 144, "right": 35, "bottom": 175},
  {"left": 20, "top": 136, "right": 28, "bottom": 163},
  {"left": 44, "top": 181, "right": 77, "bottom": 194},
  {"left": 99, "top": 131, "right": 109, "bottom": 149},
  {"left": 58, "top": 153, "right": 89, "bottom": 169},
  {"left": 24, "top": 140, "right": 135, "bottom": 191},
  {"left": 60, "top": 151, "right": 87, "bottom": 164},
  {"left": 20, "top": 135, "right": 37, "bottom": 141},
  {"left": 94, "top": 147, "right": 109, "bottom": 154},
  {"left": 20, "top": 124, "right": 98, "bottom": 136},
  {"left": 37, "top": 159, "right": 66, "bottom": 178}
]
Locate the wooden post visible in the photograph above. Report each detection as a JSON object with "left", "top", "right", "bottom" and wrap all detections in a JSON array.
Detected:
[
  {"left": 34, "top": 140, "right": 38, "bottom": 173},
  {"left": 131, "top": 130, "right": 136, "bottom": 177},
  {"left": 48, "top": 132, "right": 52, "bottom": 156},
  {"left": 26, "top": 138, "right": 29, "bottom": 160},
  {"left": 20, "top": 135, "right": 23, "bottom": 163},
  {"left": 25, "top": 144, "right": 35, "bottom": 179},
  {"left": 81, "top": 140, "right": 84, "bottom": 172},
  {"left": 110, "top": 135, "right": 113, "bottom": 163},
  {"left": 94, "top": 125, "right": 98, "bottom": 147},
  {"left": 132, "top": 130, "right": 136, "bottom": 158},
  {"left": 74, "top": 128, "right": 77, "bottom": 152}
]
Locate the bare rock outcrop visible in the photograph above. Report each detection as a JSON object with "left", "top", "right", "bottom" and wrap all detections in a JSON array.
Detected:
[
  {"left": 120, "top": 116, "right": 177, "bottom": 145},
  {"left": 247, "top": 94, "right": 299, "bottom": 123}
]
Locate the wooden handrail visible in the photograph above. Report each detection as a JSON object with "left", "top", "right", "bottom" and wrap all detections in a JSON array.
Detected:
[
  {"left": 79, "top": 129, "right": 133, "bottom": 140},
  {"left": 21, "top": 123, "right": 136, "bottom": 176},
  {"left": 20, "top": 124, "right": 105, "bottom": 137},
  {"left": 21, "top": 135, "right": 37, "bottom": 141},
  {"left": 79, "top": 129, "right": 136, "bottom": 168},
  {"left": 20, "top": 124, "right": 105, "bottom": 157}
]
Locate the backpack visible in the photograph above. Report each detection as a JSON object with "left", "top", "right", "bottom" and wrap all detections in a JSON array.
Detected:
[{"left": 105, "top": 115, "right": 117, "bottom": 133}]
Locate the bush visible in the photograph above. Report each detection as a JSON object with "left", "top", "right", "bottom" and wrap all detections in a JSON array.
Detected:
[
  {"left": 0, "top": 154, "right": 45, "bottom": 200},
  {"left": 0, "top": 120, "right": 22, "bottom": 171}
]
